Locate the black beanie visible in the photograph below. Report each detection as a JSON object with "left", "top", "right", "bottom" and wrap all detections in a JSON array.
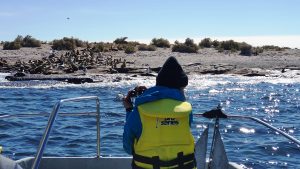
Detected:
[{"left": 156, "top": 56, "right": 188, "bottom": 89}]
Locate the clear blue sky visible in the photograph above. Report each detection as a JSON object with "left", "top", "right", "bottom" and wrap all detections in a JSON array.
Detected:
[{"left": 1, "top": 0, "right": 300, "bottom": 45}]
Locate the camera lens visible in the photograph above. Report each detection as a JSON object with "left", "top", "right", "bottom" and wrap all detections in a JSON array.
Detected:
[{"left": 130, "top": 90, "right": 137, "bottom": 97}]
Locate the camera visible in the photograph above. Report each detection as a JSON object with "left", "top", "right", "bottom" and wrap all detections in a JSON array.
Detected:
[
  {"left": 128, "top": 90, "right": 138, "bottom": 98},
  {"left": 128, "top": 86, "right": 146, "bottom": 97},
  {"left": 123, "top": 86, "right": 147, "bottom": 112},
  {"left": 126, "top": 86, "right": 147, "bottom": 100}
]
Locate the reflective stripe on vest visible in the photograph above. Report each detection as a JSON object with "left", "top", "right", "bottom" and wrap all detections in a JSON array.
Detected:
[{"left": 134, "top": 99, "right": 195, "bottom": 169}]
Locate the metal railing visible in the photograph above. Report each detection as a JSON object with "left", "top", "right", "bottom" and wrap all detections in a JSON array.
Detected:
[
  {"left": 194, "top": 107, "right": 300, "bottom": 147},
  {"left": 30, "top": 96, "right": 100, "bottom": 169},
  {"left": 194, "top": 107, "right": 300, "bottom": 169}
]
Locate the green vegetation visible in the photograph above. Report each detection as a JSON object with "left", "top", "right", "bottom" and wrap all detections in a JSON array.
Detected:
[
  {"left": 124, "top": 45, "right": 136, "bottom": 54},
  {"left": 3, "top": 41, "right": 22, "bottom": 50},
  {"left": 262, "top": 45, "right": 289, "bottom": 51},
  {"left": 116, "top": 43, "right": 139, "bottom": 51},
  {"left": 205, "top": 39, "right": 256, "bottom": 56},
  {"left": 2, "top": 35, "right": 41, "bottom": 50},
  {"left": 218, "top": 40, "right": 240, "bottom": 52},
  {"left": 113, "top": 37, "right": 140, "bottom": 51},
  {"left": 172, "top": 38, "right": 199, "bottom": 53},
  {"left": 22, "top": 35, "right": 41, "bottom": 47},
  {"left": 92, "top": 42, "right": 105, "bottom": 52},
  {"left": 114, "top": 37, "right": 128, "bottom": 44},
  {"left": 52, "top": 37, "right": 85, "bottom": 50},
  {"left": 1, "top": 35, "right": 291, "bottom": 56},
  {"left": 239, "top": 43, "right": 253, "bottom": 56},
  {"left": 151, "top": 38, "right": 171, "bottom": 48},
  {"left": 212, "top": 40, "right": 220, "bottom": 48},
  {"left": 252, "top": 47, "right": 264, "bottom": 55},
  {"left": 215, "top": 40, "right": 256, "bottom": 56},
  {"left": 138, "top": 44, "right": 156, "bottom": 51},
  {"left": 199, "top": 38, "right": 212, "bottom": 48}
]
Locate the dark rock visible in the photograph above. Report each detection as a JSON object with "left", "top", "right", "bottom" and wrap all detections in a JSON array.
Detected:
[
  {"left": 109, "top": 68, "right": 118, "bottom": 73},
  {"left": 200, "top": 69, "right": 231, "bottom": 74},
  {"left": 67, "top": 78, "right": 93, "bottom": 84},
  {"left": 151, "top": 67, "right": 162, "bottom": 73},
  {"left": 13, "top": 72, "right": 26, "bottom": 77},
  {"left": 140, "top": 73, "right": 156, "bottom": 77},
  {"left": 114, "top": 68, "right": 129, "bottom": 73},
  {"left": 112, "top": 76, "right": 122, "bottom": 82},
  {"left": 244, "top": 73, "right": 266, "bottom": 77},
  {"left": 5, "top": 75, "right": 94, "bottom": 84},
  {"left": 5, "top": 76, "right": 13, "bottom": 81}
]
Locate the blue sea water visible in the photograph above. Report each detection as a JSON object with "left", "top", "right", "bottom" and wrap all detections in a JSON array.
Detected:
[{"left": 0, "top": 72, "right": 300, "bottom": 169}]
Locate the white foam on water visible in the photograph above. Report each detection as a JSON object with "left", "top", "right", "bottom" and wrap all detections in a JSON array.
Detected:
[
  {"left": 0, "top": 73, "right": 300, "bottom": 89},
  {"left": 236, "top": 70, "right": 300, "bottom": 85},
  {"left": 239, "top": 127, "right": 255, "bottom": 134},
  {"left": 0, "top": 73, "right": 10, "bottom": 82}
]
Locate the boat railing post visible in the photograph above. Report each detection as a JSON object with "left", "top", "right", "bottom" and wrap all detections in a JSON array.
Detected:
[
  {"left": 31, "top": 96, "right": 100, "bottom": 169},
  {"left": 208, "top": 118, "right": 219, "bottom": 168},
  {"left": 31, "top": 102, "right": 61, "bottom": 169}
]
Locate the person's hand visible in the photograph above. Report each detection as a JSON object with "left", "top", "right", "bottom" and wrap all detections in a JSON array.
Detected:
[
  {"left": 123, "top": 93, "right": 133, "bottom": 112},
  {"left": 134, "top": 86, "right": 147, "bottom": 95},
  {"left": 123, "top": 86, "right": 147, "bottom": 112}
]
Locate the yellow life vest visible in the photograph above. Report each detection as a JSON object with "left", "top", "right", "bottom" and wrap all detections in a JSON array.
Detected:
[{"left": 133, "top": 99, "right": 195, "bottom": 169}]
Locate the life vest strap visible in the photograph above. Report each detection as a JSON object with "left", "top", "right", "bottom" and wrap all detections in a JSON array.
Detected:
[{"left": 132, "top": 151, "right": 196, "bottom": 169}]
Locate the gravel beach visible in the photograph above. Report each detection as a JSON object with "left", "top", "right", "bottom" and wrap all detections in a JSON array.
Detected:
[{"left": 1, "top": 44, "right": 300, "bottom": 78}]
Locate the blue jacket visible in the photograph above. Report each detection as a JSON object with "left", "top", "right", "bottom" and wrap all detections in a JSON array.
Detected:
[{"left": 123, "top": 86, "right": 193, "bottom": 155}]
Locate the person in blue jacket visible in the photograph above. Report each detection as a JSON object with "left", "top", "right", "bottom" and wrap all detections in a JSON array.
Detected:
[{"left": 123, "top": 56, "right": 195, "bottom": 169}]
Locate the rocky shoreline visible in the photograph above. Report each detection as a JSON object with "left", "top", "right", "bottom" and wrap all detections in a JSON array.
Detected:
[{"left": 1, "top": 44, "right": 300, "bottom": 84}]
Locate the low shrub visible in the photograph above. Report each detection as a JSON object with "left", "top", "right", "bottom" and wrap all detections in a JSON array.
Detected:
[
  {"left": 2, "top": 35, "right": 24, "bottom": 50},
  {"left": 52, "top": 40, "right": 74, "bottom": 50},
  {"left": 252, "top": 47, "right": 264, "bottom": 55},
  {"left": 138, "top": 44, "right": 156, "bottom": 51},
  {"left": 52, "top": 37, "right": 85, "bottom": 50},
  {"left": 262, "top": 45, "right": 287, "bottom": 51},
  {"left": 239, "top": 43, "right": 253, "bottom": 56},
  {"left": 115, "top": 41, "right": 139, "bottom": 51},
  {"left": 151, "top": 38, "right": 170, "bottom": 48},
  {"left": 219, "top": 40, "right": 240, "bottom": 51},
  {"left": 3, "top": 41, "right": 21, "bottom": 50},
  {"left": 199, "top": 38, "right": 212, "bottom": 48},
  {"left": 14, "top": 35, "right": 23, "bottom": 44},
  {"left": 212, "top": 40, "right": 220, "bottom": 48},
  {"left": 92, "top": 43, "right": 105, "bottom": 52},
  {"left": 114, "top": 37, "right": 128, "bottom": 44},
  {"left": 172, "top": 44, "right": 197, "bottom": 53},
  {"left": 127, "top": 41, "right": 140, "bottom": 46},
  {"left": 22, "top": 35, "right": 41, "bottom": 47},
  {"left": 116, "top": 44, "right": 125, "bottom": 50},
  {"left": 124, "top": 45, "right": 136, "bottom": 54},
  {"left": 172, "top": 38, "right": 199, "bottom": 53}
]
